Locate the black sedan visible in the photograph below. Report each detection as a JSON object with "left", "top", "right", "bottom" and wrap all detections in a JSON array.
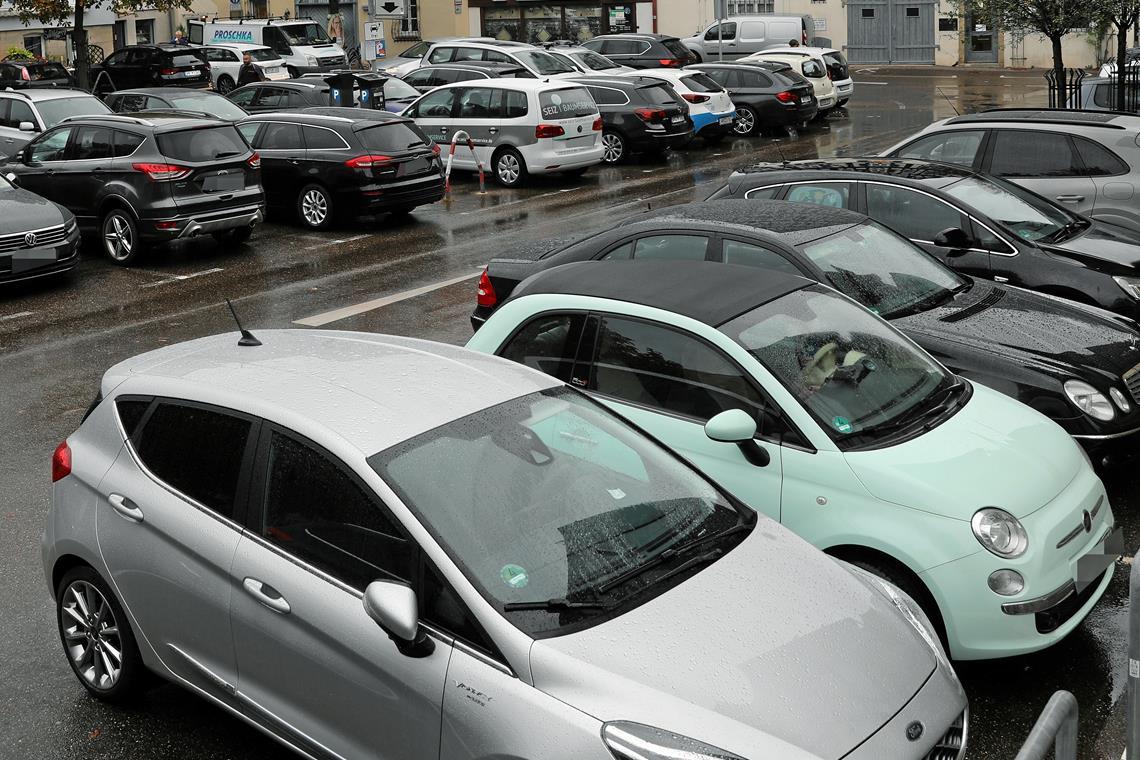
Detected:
[
  {"left": 688, "top": 62, "right": 817, "bottom": 135},
  {"left": 569, "top": 75, "right": 692, "bottom": 163},
  {"left": 0, "top": 171, "right": 79, "bottom": 284},
  {"left": 104, "top": 88, "right": 248, "bottom": 122},
  {"left": 707, "top": 157, "right": 1140, "bottom": 322},
  {"left": 471, "top": 199, "right": 1140, "bottom": 460}
]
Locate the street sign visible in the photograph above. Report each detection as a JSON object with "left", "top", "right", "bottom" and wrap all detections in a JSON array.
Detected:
[
  {"left": 364, "top": 21, "right": 382, "bottom": 40},
  {"left": 371, "top": 0, "right": 406, "bottom": 20},
  {"left": 715, "top": 0, "right": 729, "bottom": 20}
]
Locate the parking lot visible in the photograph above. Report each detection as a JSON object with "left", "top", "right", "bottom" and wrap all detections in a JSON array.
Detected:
[{"left": 2, "top": 67, "right": 1136, "bottom": 759}]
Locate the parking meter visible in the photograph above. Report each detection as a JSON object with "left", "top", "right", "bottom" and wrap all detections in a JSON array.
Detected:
[
  {"left": 354, "top": 72, "right": 387, "bottom": 111},
  {"left": 324, "top": 72, "right": 357, "bottom": 108}
]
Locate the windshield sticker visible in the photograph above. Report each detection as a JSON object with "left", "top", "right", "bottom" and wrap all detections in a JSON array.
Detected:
[
  {"left": 607, "top": 488, "right": 626, "bottom": 500},
  {"left": 832, "top": 416, "right": 853, "bottom": 434},
  {"left": 500, "top": 564, "right": 529, "bottom": 589}
]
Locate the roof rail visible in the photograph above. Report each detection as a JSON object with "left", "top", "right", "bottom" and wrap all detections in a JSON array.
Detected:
[
  {"left": 1, "top": 87, "right": 32, "bottom": 99},
  {"left": 981, "top": 106, "right": 1139, "bottom": 117},
  {"left": 60, "top": 113, "right": 155, "bottom": 127}
]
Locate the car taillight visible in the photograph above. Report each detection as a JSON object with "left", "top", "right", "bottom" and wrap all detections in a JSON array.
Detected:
[
  {"left": 658, "top": 58, "right": 681, "bottom": 67},
  {"left": 775, "top": 90, "right": 798, "bottom": 104},
  {"left": 535, "top": 123, "right": 565, "bottom": 139},
  {"left": 803, "top": 30, "right": 809, "bottom": 45},
  {"left": 52, "top": 440, "right": 71, "bottom": 483},
  {"left": 132, "top": 162, "right": 191, "bottom": 181},
  {"left": 591, "top": 116, "right": 603, "bottom": 131},
  {"left": 247, "top": 152, "right": 261, "bottom": 169},
  {"left": 345, "top": 154, "right": 394, "bottom": 169},
  {"left": 681, "top": 93, "right": 710, "bottom": 104},
  {"left": 20, "top": 67, "right": 29, "bottom": 82},
  {"left": 476, "top": 267, "right": 497, "bottom": 308},
  {"left": 160, "top": 67, "right": 178, "bottom": 76},
  {"left": 634, "top": 107, "right": 667, "bottom": 122}
]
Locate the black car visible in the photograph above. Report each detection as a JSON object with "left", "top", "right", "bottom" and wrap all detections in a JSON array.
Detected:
[
  {"left": 400, "top": 62, "right": 534, "bottom": 94},
  {"left": 228, "top": 78, "right": 420, "bottom": 115},
  {"left": 581, "top": 33, "right": 695, "bottom": 69},
  {"left": 688, "top": 62, "right": 816, "bottom": 135},
  {"left": 90, "top": 45, "right": 211, "bottom": 95},
  {"left": 0, "top": 172, "right": 80, "bottom": 283},
  {"left": 568, "top": 75, "right": 691, "bottom": 163},
  {"left": 471, "top": 199, "right": 1140, "bottom": 458},
  {"left": 105, "top": 88, "right": 248, "bottom": 122},
  {"left": 236, "top": 108, "right": 443, "bottom": 229},
  {"left": 707, "top": 158, "right": 1140, "bottom": 322},
  {"left": 1, "top": 112, "right": 264, "bottom": 264},
  {"left": 0, "top": 58, "right": 75, "bottom": 89}
]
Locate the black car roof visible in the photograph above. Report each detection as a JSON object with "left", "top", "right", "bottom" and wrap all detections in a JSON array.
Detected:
[
  {"left": 513, "top": 260, "right": 812, "bottom": 326},
  {"left": 64, "top": 111, "right": 230, "bottom": 130},
  {"left": 629, "top": 200, "right": 865, "bottom": 245},
  {"left": 734, "top": 157, "right": 976, "bottom": 181}
]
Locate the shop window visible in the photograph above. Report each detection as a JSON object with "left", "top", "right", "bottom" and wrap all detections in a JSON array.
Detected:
[
  {"left": 483, "top": 6, "right": 522, "bottom": 41},
  {"left": 134, "top": 19, "right": 154, "bottom": 45}
]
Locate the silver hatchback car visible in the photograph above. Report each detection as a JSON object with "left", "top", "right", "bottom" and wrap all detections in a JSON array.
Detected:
[{"left": 43, "top": 329, "right": 967, "bottom": 760}]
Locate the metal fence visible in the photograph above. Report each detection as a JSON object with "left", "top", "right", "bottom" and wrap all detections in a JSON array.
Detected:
[
  {"left": 1044, "top": 68, "right": 1085, "bottom": 109},
  {"left": 1014, "top": 691, "right": 1079, "bottom": 760},
  {"left": 1044, "top": 65, "right": 1140, "bottom": 112}
]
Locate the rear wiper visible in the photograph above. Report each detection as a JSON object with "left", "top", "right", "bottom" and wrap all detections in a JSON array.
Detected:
[
  {"left": 502, "top": 597, "right": 611, "bottom": 612},
  {"left": 214, "top": 151, "right": 242, "bottom": 159},
  {"left": 597, "top": 521, "right": 749, "bottom": 594}
]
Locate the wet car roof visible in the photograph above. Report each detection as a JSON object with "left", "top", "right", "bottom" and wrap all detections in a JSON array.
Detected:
[
  {"left": 630, "top": 199, "right": 864, "bottom": 245},
  {"left": 735, "top": 158, "right": 975, "bottom": 181}
]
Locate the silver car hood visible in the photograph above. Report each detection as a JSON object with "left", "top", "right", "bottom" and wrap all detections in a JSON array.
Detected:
[{"left": 529, "top": 522, "right": 937, "bottom": 758}]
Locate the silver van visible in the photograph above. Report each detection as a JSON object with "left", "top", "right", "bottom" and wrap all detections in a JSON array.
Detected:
[{"left": 682, "top": 15, "right": 816, "bottom": 62}]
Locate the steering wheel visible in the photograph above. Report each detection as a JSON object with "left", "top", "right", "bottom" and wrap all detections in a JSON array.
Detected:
[{"left": 802, "top": 342, "right": 840, "bottom": 387}]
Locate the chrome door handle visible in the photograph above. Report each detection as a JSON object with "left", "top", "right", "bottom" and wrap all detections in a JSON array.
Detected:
[
  {"left": 994, "top": 275, "right": 1010, "bottom": 283},
  {"left": 243, "top": 578, "right": 291, "bottom": 614},
  {"left": 489, "top": 127, "right": 498, "bottom": 134},
  {"left": 1055, "top": 195, "right": 1085, "bottom": 203},
  {"left": 108, "top": 493, "right": 143, "bottom": 523}
]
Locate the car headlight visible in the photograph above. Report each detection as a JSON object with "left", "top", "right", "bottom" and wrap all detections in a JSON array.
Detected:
[
  {"left": 306, "top": 55, "right": 319, "bottom": 66},
  {"left": 1114, "top": 275, "right": 1140, "bottom": 300},
  {"left": 1064, "top": 379, "right": 1115, "bottom": 421},
  {"left": 1110, "top": 387, "right": 1132, "bottom": 413},
  {"left": 65, "top": 217, "right": 77, "bottom": 234},
  {"left": 971, "top": 508, "right": 1029, "bottom": 559},
  {"left": 602, "top": 722, "right": 745, "bottom": 760}
]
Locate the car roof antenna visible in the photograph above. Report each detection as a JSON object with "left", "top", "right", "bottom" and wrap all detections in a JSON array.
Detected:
[
  {"left": 226, "top": 299, "right": 262, "bottom": 347},
  {"left": 937, "top": 87, "right": 961, "bottom": 116}
]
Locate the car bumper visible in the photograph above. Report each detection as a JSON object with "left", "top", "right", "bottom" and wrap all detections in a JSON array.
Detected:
[
  {"left": 144, "top": 204, "right": 264, "bottom": 241},
  {"left": 523, "top": 145, "right": 605, "bottom": 175},
  {"left": 691, "top": 110, "right": 736, "bottom": 134},
  {"left": 0, "top": 233, "right": 80, "bottom": 284},
  {"left": 348, "top": 175, "right": 445, "bottom": 211},
  {"left": 628, "top": 128, "right": 693, "bottom": 151},
  {"left": 293, "top": 63, "right": 348, "bottom": 74},
  {"left": 817, "top": 95, "right": 837, "bottom": 110},
  {"left": 835, "top": 80, "right": 854, "bottom": 98}
]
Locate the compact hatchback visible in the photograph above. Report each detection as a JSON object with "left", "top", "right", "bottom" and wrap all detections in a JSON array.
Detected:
[
  {"left": 688, "top": 62, "right": 816, "bottom": 134},
  {"left": 1, "top": 112, "right": 263, "bottom": 263},
  {"left": 746, "top": 50, "right": 836, "bottom": 114},
  {"left": 582, "top": 33, "right": 695, "bottom": 69},
  {"left": 0, "top": 58, "right": 75, "bottom": 89},
  {"left": 626, "top": 68, "right": 736, "bottom": 142},
  {"left": 45, "top": 329, "right": 967, "bottom": 760}
]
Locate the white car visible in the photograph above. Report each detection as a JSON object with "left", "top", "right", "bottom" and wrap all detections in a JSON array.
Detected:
[
  {"left": 198, "top": 43, "right": 289, "bottom": 93},
  {"left": 626, "top": 68, "right": 736, "bottom": 142},
  {"left": 416, "top": 40, "right": 582, "bottom": 80},
  {"left": 757, "top": 46, "right": 853, "bottom": 106},
  {"left": 745, "top": 50, "right": 838, "bottom": 113},
  {"left": 545, "top": 45, "right": 635, "bottom": 74},
  {"left": 374, "top": 37, "right": 497, "bottom": 77}
]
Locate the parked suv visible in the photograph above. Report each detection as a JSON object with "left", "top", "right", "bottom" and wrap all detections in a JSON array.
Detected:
[
  {"left": 0, "top": 89, "right": 111, "bottom": 158},
  {"left": 89, "top": 44, "right": 211, "bottom": 95},
  {"left": 1, "top": 112, "right": 264, "bottom": 264},
  {"left": 883, "top": 108, "right": 1140, "bottom": 231},
  {"left": 197, "top": 44, "right": 289, "bottom": 93},
  {"left": 0, "top": 58, "right": 75, "bottom": 89},
  {"left": 420, "top": 40, "right": 580, "bottom": 79},
  {"left": 582, "top": 33, "right": 694, "bottom": 69},
  {"left": 570, "top": 75, "right": 691, "bottom": 163},
  {"left": 237, "top": 108, "right": 443, "bottom": 229}
]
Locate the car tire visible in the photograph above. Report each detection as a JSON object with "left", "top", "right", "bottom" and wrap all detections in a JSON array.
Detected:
[
  {"left": 493, "top": 148, "right": 527, "bottom": 188},
  {"left": 101, "top": 208, "right": 143, "bottom": 265},
  {"left": 733, "top": 106, "right": 759, "bottom": 136},
  {"left": 845, "top": 557, "right": 948, "bottom": 648},
  {"left": 297, "top": 184, "right": 334, "bottom": 229},
  {"left": 56, "top": 566, "right": 147, "bottom": 703},
  {"left": 212, "top": 227, "right": 253, "bottom": 245},
  {"left": 838, "top": 98, "right": 849, "bottom": 107},
  {"left": 601, "top": 130, "right": 626, "bottom": 163},
  {"left": 217, "top": 74, "right": 236, "bottom": 94}
]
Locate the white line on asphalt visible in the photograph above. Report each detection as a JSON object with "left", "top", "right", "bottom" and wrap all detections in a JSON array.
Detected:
[
  {"left": 0, "top": 310, "right": 34, "bottom": 322},
  {"left": 854, "top": 81, "right": 889, "bottom": 85},
  {"left": 293, "top": 271, "right": 482, "bottom": 327},
  {"left": 302, "top": 234, "right": 369, "bottom": 250},
  {"left": 140, "top": 267, "right": 225, "bottom": 288},
  {"left": 458, "top": 188, "right": 570, "bottom": 214}
]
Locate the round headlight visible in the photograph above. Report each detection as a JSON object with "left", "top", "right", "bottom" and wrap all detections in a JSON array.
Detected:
[
  {"left": 1064, "top": 380, "right": 1115, "bottom": 421},
  {"left": 1110, "top": 387, "right": 1132, "bottom": 413},
  {"left": 987, "top": 568, "right": 1025, "bottom": 596},
  {"left": 971, "top": 508, "right": 1029, "bottom": 558}
]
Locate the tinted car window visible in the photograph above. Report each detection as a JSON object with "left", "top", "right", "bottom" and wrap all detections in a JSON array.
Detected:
[
  {"left": 702, "top": 69, "right": 732, "bottom": 87},
  {"left": 743, "top": 186, "right": 781, "bottom": 200},
  {"left": 30, "top": 127, "right": 71, "bottom": 162},
  {"left": 896, "top": 130, "right": 983, "bottom": 166},
  {"left": 743, "top": 71, "right": 772, "bottom": 88},
  {"left": 114, "top": 130, "right": 145, "bottom": 157},
  {"left": 30, "top": 62, "right": 69, "bottom": 80},
  {"left": 228, "top": 88, "right": 256, "bottom": 107},
  {"left": 639, "top": 84, "right": 680, "bottom": 106},
  {"left": 257, "top": 122, "right": 303, "bottom": 150},
  {"left": 662, "top": 39, "right": 692, "bottom": 60},
  {"left": 499, "top": 313, "right": 584, "bottom": 384},
  {"left": 134, "top": 402, "right": 252, "bottom": 518},
  {"left": 5, "top": 99, "right": 34, "bottom": 128},
  {"left": 722, "top": 240, "right": 802, "bottom": 273},
  {"left": 36, "top": 96, "right": 111, "bottom": 130},
  {"left": 504, "top": 90, "right": 528, "bottom": 118},
  {"left": 989, "top": 131, "right": 1079, "bottom": 177},
  {"left": 483, "top": 49, "right": 513, "bottom": 64},
  {"left": 114, "top": 398, "right": 150, "bottom": 439},
  {"left": 303, "top": 125, "right": 346, "bottom": 149},
  {"left": 163, "top": 51, "right": 207, "bottom": 67},
  {"left": 357, "top": 121, "right": 431, "bottom": 152},
  {"left": 260, "top": 429, "right": 414, "bottom": 590},
  {"left": 254, "top": 87, "right": 290, "bottom": 108},
  {"left": 801, "top": 59, "right": 825, "bottom": 78},
  {"left": 158, "top": 126, "right": 248, "bottom": 161},
  {"left": 705, "top": 22, "right": 737, "bottom": 40},
  {"left": 586, "top": 86, "right": 625, "bottom": 106},
  {"left": 681, "top": 73, "right": 722, "bottom": 93},
  {"left": 458, "top": 87, "right": 500, "bottom": 118},
  {"left": 72, "top": 126, "right": 114, "bottom": 160},
  {"left": 865, "top": 184, "right": 962, "bottom": 241},
  {"left": 403, "top": 69, "right": 438, "bottom": 87},
  {"left": 785, "top": 183, "right": 851, "bottom": 208},
  {"left": 1074, "top": 136, "right": 1129, "bottom": 176},
  {"left": 112, "top": 93, "right": 149, "bottom": 112},
  {"left": 428, "top": 46, "right": 455, "bottom": 64},
  {"left": 632, "top": 234, "right": 709, "bottom": 261},
  {"left": 453, "top": 47, "right": 483, "bottom": 62}
]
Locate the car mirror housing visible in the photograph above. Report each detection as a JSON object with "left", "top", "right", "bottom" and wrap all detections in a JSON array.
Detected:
[
  {"left": 933, "top": 227, "right": 973, "bottom": 250},
  {"left": 363, "top": 580, "right": 435, "bottom": 658},
  {"left": 17, "top": 121, "right": 35, "bottom": 132},
  {"left": 704, "top": 409, "right": 757, "bottom": 443}
]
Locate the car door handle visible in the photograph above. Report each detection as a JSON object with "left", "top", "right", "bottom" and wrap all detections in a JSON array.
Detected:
[
  {"left": 44, "top": 169, "right": 55, "bottom": 175},
  {"left": 288, "top": 159, "right": 300, "bottom": 164},
  {"left": 243, "top": 578, "right": 291, "bottom": 614},
  {"left": 1055, "top": 194, "right": 1085, "bottom": 203},
  {"left": 489, "top": 127, "right": 498, "bottom": 134},
  {"left": 108, "top": 493, "right": 143, "bottom": 523}
]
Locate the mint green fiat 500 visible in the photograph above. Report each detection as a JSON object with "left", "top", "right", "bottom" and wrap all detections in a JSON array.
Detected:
[{"left": 467, "top": 260, "right": 1122, "bottom": 660}]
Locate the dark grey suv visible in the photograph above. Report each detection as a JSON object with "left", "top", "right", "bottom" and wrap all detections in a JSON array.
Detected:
[{"left": 0, "top": 112, "right": 264, "bottom": 264}]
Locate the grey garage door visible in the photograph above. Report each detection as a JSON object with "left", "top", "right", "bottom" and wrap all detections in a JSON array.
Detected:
[{"left": 847, "top": 0, "right": 935, "bottom": 63}]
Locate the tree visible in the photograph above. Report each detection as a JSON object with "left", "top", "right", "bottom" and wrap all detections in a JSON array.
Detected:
[
  {"left": 1094, "top": 0, "right": 1140, "bottom": 110},
  {"left": 959, "top": 0, "right": 1090, "bottom": 105},
  {"left": 9, "top": 0, "right": 193, "bottom": 90}
]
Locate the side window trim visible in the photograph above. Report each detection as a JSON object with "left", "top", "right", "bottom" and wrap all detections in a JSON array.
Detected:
[
  {"left": 715, "top": 234, "right": 808, "bottom": 274},
  {"left": 968, "top": 216, "right": 1018, "bottom": 257},
  {"left": 742, "top": 184, "right": 786, "bottom": 200},
  {"left": 862, "top": 181, "right": 967, "bottom": 243},
  {"left": 302, "top": 124, "right": 350, "bottom": 150},
  {"left": 631, "top": 232, "right": 713, "bottom": 261}
]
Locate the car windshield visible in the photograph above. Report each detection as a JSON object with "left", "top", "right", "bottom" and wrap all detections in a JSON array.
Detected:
[
  {"left": 37, "top": 96, "right": 111, "bottom": 129},
  {"left": 247, "top": 47, "right": 278, "bottom": 62},
  {"left": 166, "top": 92, "right": 248, "bottom": 120},
  {"left": 383, "top": 76, "right": 421, "bottom": 100},
  {"left": 577, "top": 50, "right": 620, "bottom": 70},
  {"left": 515, "top": 50, "right": 577, "bottom": 75},
  {"left": 940, "top": 175, "right": 1074, "bottom": 242},
  {"left": 369, "top": 387, "right": 749, "bottom": 637},
  {"left": 280, "top": 22, "right": 331, "bottom": 45},
  {"left": 720, "top": 284, "right": 954, "bottom": 445},
  {"left": 799, "top": 222, "right": 969, "bottom": 319}
]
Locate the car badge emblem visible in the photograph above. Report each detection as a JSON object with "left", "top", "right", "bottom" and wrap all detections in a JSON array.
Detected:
[
  {"left": 24, "top": 232, "right": 36, "bottom": 247},
  {"left": 1083, "top": 510, "right": 1093, "bottom": 532},
  {"left": 577, "top": 125, "right": 583, "bottom": 133},
  {"left": 217, "top": 170, "right": 229, "bottom": 175},
  {"left": 905, "top": 721, "right": 924, "bottom": 742}
]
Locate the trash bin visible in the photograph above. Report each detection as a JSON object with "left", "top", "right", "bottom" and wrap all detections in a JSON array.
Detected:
[
  {"left": 324, "top": 71, "right": 357, "bottom": 108},
  {"left": 354, "top": 72, "right": 387, "bottom": 111}
]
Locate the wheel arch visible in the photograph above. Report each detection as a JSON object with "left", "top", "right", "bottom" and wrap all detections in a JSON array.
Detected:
[{"left": 824, "top": 543, "right": 948, "bottom": 639}]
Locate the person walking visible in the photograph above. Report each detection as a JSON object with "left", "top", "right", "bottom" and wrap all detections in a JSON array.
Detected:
[
  {"left": 788, "top": 38, "right": 800, "bottom": 47},
  {"left": 236, "top": 53, "right": 266, "bottom": 86}
]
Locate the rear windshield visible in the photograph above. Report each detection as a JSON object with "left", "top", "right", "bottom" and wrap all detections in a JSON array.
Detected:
[
  {"left": 824, "top": 51, "right": 847, "bottom": 69},
  {"left": 163, "top": 52, "right": 206, "bottom": 67},
  {"left": 539, "top": 87, "right": 598, "bottom": 119},
  {"left": 680, "top": 73, "right": 722, "bottom": 93},
  {"left": 639, "top": 84, "right": 681, "bottom": 106},
  {"left": 384, "top": 77, "right": 421, "bottom": 100},
  {"left": 515, "top": 50, "right": 577, "bottom": 76},
  {"left": 247, "top": 48, "right": 279, "bottom": 62},
  {"left": 165, "top": 92, "right": 248, "bottom": 120},
  {"left": 662, "top": 39, "right": 692, "bottom": 59},
  {"left": 38, "top": 96, "right": 111, "bottom": 129},
  {"left": 801, "top": 59, "right": 826, "bottom": 78},
  {"left": 28, "top": 62, "right": 69, "bottom": 79},
  {"left": 357, "top": 121, "right": 432, "bottom": 152},
  {"left": 158, "top": 125, "right": 248, "bottom": 162}
]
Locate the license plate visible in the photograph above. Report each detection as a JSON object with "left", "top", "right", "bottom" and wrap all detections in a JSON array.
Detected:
[
  {"left": 671, "top": 115, "right": 684, "bottom": 124},
  {"left": 203, "top": 173, "right": 243, "bottom": 192},
  {"left": 265, "top": 67, "right": 281, "bottom": 75},
  {"left": 800, "top": 96, "right": 811, "bottom": 104},
  {"left": 718, "top": 115, "right": 734, "bottom": 125},
  {"left": 181, "top": 70, "right": 198, "bottom": 78},
  {"left": 398, "top": 157, "right": 430, "bottom": 177}
]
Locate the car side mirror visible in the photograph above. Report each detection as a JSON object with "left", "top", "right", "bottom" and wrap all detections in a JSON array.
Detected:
[
  {"left": 5, "top": 172, "right": 17, "bottom": 185},
  {"left": 363, "top": 580, "right": 435, "bottom": 658},
  {"left": 932, "top": 227, "right": 973, "bottom": 251},
  {"left": 705, "top": 409, "right": 770, "bottom": 467},
  {"left": 18, "top": 121, "right": 34, "bottom": 132}
]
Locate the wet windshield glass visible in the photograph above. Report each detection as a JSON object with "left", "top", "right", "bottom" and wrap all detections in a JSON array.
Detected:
[
  {"left": 800, "top": 222, "right": 968, "bottom": 318},
  {"left": 167, "top": 92, "right": 248, "bottom": 120},
  {"left": 720, "top": 285, "right": 952, "bottom": 444},
  {"left": 247, "top": 48, "right": 278, "bottom": 62},
  {"left": 370, "top": 388, "right": 747, "bottom": 636},
  {"left": 280, "top": 23, "right": 331, "bottom": 45},
  {"left": 37, "top": 97, "right": 111, "bottom": 129},
  {"left": 941, "top": 175, "right": 1073, "bottom": 242},
  {"left": 516, "top": 50, "right": 577, "bottom": 75}
]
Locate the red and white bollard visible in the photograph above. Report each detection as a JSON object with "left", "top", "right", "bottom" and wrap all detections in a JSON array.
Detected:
[{"left": 443, "top": 130, "right": 486, "bottom": 197}]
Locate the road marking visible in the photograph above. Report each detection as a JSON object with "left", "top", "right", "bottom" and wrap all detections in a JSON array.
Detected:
[
  {"left": 294, "top": 271, "right": 481, "bottom": 327},
  {"left": 854, "top": 81, "right": 889, "bottom": 85},
  {"left": 302, "top": 234, "right": 369, "bottom": 251},
  {"left": 0, "top": 310, "right": 34, "bottom": 322},
  {"left": 140, "top": 267, "right": 224, "bottom": 289}
]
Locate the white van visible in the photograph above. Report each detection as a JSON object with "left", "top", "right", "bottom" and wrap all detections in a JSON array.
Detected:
[
  {"left": 682, "top": 15, "right": 815, "bottom": 62},
  {"left": 402, "top": 79, "right": 604, "bottom": 187},
  {"left": 187, "top": 18, "right": 347, "bottom": 77},
  {"left": 197, "top": 43, "right": 289, "bottom": 93}
]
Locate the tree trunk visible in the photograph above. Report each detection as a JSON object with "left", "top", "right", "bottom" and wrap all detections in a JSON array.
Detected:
[
  {"left": 1118, "top": 20, "right": 1130, "bottom": 111},
  {"left": 73, "top": 0, "right": 88, "bottom": 92},
  {"left": 1051, "top": 34, "right": 1066, "bottom": 107}
]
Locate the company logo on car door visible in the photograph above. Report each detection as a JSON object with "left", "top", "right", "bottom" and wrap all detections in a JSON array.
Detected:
[{"left": 453, "top": 681, "right": 493, "bottom": 707}]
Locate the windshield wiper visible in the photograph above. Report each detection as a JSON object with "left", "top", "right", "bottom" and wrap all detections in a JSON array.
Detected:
[
  {"left": 596, "top": 521, "right": 750, "bottom": 594},
  {"left": 502, "top": 597, "right": 611, "bottom": 612},
  {"left": 860, "top": 380, "right": 965, "bottom": 440},
  {"left": 1043, "top": 220, "right": 1089, "bottom": 244}
]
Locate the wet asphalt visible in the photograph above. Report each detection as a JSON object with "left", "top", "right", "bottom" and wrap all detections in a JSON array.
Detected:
[{"left": 0, "top": 68, "right": 1131, "bottom": 759}]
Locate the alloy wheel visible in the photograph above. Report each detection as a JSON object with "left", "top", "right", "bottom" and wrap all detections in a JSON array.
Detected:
[
  {"left": 734, "top": 108, "right": 756, "bottom": 135},
  {"left": 601, "top": 133, "right": 624, "bottom": 163},
  {"left": 302, "top": 189, "right": 328, "bottom": 227},
  {"left": 497, "top": 153, "right": 520, "bottom": 185},
  {"left": 60, "top": 581, "right": 123, "bottom": 691},
  {"left": 103, "top": 213, "right": 133, "bottom": 262}
]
